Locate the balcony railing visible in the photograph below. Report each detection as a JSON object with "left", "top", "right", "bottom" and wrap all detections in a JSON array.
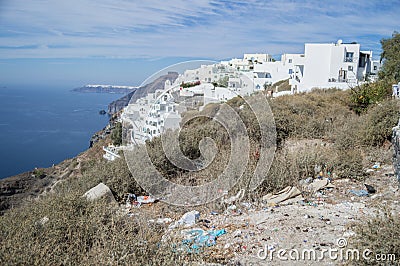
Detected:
[{"left": 344, "top": 58, "right": 353, "bottom": 62}]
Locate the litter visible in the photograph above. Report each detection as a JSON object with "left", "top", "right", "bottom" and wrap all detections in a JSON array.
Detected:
[
  {"left": 223, "top": 189, "right": 245, "bottom": 205},
  {"left": 126, "top": 193, "right": 136, "bottom": 208},
  {"left": 169, "top": 210, "right": 200, "bottom": 229},
  {"left": 349, "top": 189, "right": 369, "bottom": 197},
  {"left": 232, "top": 229, "right": 242, "bottom": 237},
  {"left": 364, "top": 184, "right": 376, "bottom": 194},
  {"left": 241, "top": 202, "right": 252, "bottom": 209},
  {"left": 372, "top": 163, "right": 381, "bottom": 170},
  {"left": 181, "top": 228, "right": 227, "bottom": 251},
  {"left": 148, "top": 218, "right": 173, "bottom": 224},
  {"left": 308, "top": 178, "right": 335, "bottom": 192},
  {"left": 227, "top": 205, "right": 237, "bottom": 211},
  {"left": 262, "top": 186, "right": 304, "bottom": 205},
  {"left": 137, "top": 195, "right": 156, "bottom": 204}
]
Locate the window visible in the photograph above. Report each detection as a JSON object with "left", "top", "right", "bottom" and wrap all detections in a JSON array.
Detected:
[
  {"left": 288, "top": 59, "right": 292, "bottom": 63},
  {"left": 345, "top": 52, "right": 354, "bottom": 62},
  {"left": 348, "top": 66, "right": 353, "bottom": 71},
  {"left": 288, "top": 69, "right": 293, "bottom": 74},
  {"left": 374, "top": 66, "right": 378, "bottom": 70}
]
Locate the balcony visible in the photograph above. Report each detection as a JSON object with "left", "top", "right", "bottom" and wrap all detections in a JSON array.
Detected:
[{"left": 344, "top": 58, "right": 353, "bottom": 62}]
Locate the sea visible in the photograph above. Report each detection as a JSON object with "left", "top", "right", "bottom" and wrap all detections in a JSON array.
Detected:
[{"left": 0, "top": 85, "right": 123, "bottom": 179}]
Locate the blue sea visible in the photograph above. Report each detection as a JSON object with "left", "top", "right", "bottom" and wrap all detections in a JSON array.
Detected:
[{"left": 0, "top": 86, "right": 123, "bottom": 179}]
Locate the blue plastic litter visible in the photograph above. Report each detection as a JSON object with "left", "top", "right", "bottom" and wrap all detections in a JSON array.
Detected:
[
  {"left": 349, "top": 189, "right": 369, "bottom": 197},
  {"left": 182, "top": 228, "right": 227, "bottom": 252}
]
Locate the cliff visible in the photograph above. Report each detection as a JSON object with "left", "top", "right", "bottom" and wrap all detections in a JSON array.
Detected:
[
  {"left": 72, "top": 85, "right": 138, "bottom": 94},
  {"left": 107, "top": 72, "right": 179, "bottom": 114}
]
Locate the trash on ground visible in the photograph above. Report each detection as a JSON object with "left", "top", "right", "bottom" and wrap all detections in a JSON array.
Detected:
[
  {"left": 181, "top": 228, "right": 227, "bottom": 252},
  {"left": 148, "top": 218, "right": 173, "bottom": 224},
  {"left": 223, "top": 189, "right": 245, "bottom": 205},
  {"left": 125, "top": 193, "right": 136, "bottom": 208},
  {"left": 262, "top": 186, "right": 304, "bottom": 205},
  {"left": 308, "top": 178, "right": 335, "bottom": 192},
  {"left": 349, "top": 189, "right": 369, "bottom": 197},
  {"left": 372, "top": 163, "right": 381, "bottom": 170},
  {"left": 137, "top": 195, "right": 156, "bottom": 204},
  {"left": 364, "top": 184, "right": 376, "bottom": 194},
  {"left": 169, "top": 210, "right": 200, "bottom": 229}
]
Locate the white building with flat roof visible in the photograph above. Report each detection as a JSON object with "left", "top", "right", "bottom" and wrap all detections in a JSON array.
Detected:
[{"left": 290, "top": 40, "right": 381, "bottom": 92}]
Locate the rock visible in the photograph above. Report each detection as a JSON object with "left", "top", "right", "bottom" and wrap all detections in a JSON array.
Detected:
[
  {"left": 83, "top": 183, "right": 116, "bottom": 203},
  {"left": 37, "top": 216, "right": 49, "bottom": 226}
]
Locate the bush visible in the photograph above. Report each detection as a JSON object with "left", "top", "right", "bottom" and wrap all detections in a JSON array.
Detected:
[
  {"left": 352, "top": 211, "right": 400, "bottom": 265},
  {"left": 349, "top": 80, "right": 392, "bottom": 114},
  {"left": 111, "top": 122, "right": 122, "bottom": 146},
  {"left": 358, "top": 100, "right": 399, "bottom": 146}
]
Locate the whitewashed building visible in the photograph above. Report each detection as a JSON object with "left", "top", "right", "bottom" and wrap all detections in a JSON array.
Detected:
[{"left": 290, "top": 40, "right": 381, "bottom": 92}]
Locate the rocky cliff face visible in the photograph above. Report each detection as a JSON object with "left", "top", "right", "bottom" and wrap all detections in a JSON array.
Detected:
[
  {"left": 107, "top": 72, "right": 179, "bottom": 114},
  {"left": 392, "top": 119, "right": 400, "bottom": 183},
  {"left": 72, "top": 85, "right": 137, "bottom": 94}
]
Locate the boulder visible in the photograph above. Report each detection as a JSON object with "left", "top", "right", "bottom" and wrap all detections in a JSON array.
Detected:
[{"left": 83, "top": 182, "right": 116, "bottom": 203}]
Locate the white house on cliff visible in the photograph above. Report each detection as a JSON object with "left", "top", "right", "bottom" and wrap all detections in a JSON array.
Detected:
[{"left": 290, "top": 40, "right": 380, "bottom": 92}]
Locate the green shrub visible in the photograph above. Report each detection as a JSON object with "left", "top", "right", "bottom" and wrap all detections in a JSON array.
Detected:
[
  {"left": 111, "top": 122, "right": 122, "bottom": 146},
  {"left": 358, "top": 100, "right": 399, "bottom": 146},
  {"left": 349, "top": 80, "right": 392, "bottom": 114}
]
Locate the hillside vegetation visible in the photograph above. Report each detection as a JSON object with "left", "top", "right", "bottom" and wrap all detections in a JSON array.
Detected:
[{"left": 1, "top": 81, "right": 399, "bottom": 264}]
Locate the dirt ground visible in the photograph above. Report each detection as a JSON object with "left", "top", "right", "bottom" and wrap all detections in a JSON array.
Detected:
[{"left": 126, "top": 163, "right": 399, "bottom": 265}]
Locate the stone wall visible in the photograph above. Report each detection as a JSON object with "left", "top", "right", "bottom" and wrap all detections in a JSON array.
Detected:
[{"left": 392, "top": 119, "right": 400, "bottom": 183}]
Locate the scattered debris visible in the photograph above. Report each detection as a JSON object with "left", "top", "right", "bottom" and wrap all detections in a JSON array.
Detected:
[
  {"left": 148, "top": 218, "right": 172, "bottom": 224},
  {"left": 308, "top": 178, "right": 335, "bottom": 192},
  {"left": 137, "top": 195, "right": 156, "bottom": 204},
  {"left": 349, "top": 189, "right": 369, "bottom": 197},
  {"left": 262, "top": 186, "right": 304, "bottom": 205},
  {"left": 223, "top": 189, "right": 245, "bottom": 205},
  {"left": 364, "top": 184, "right": 376, "bottom": 194},
  {"left": 169, "top": 210, "right": 200, "bottom": 229},
  {"left": 372, "top": 162, "right": 381, "bottom": 170},
  {"left": 181, "top": 228, "right": 227, "bottom": 252},
  {"left": 125, "top": 193, "right": 136, "bottom": 208}
]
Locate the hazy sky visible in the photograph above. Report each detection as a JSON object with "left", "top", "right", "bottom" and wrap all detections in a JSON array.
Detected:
[{"left": 0, "top": 0, "right": 399, "bottom": 87}]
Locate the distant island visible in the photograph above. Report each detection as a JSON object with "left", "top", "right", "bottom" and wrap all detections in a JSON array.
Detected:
[{"left": 72, "top": 84, "right": 139, "bottom": 94}]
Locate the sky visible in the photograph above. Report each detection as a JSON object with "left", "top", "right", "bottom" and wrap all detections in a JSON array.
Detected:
[{"left": 0, "top": 0, "right": 399, "bottom": 87}]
